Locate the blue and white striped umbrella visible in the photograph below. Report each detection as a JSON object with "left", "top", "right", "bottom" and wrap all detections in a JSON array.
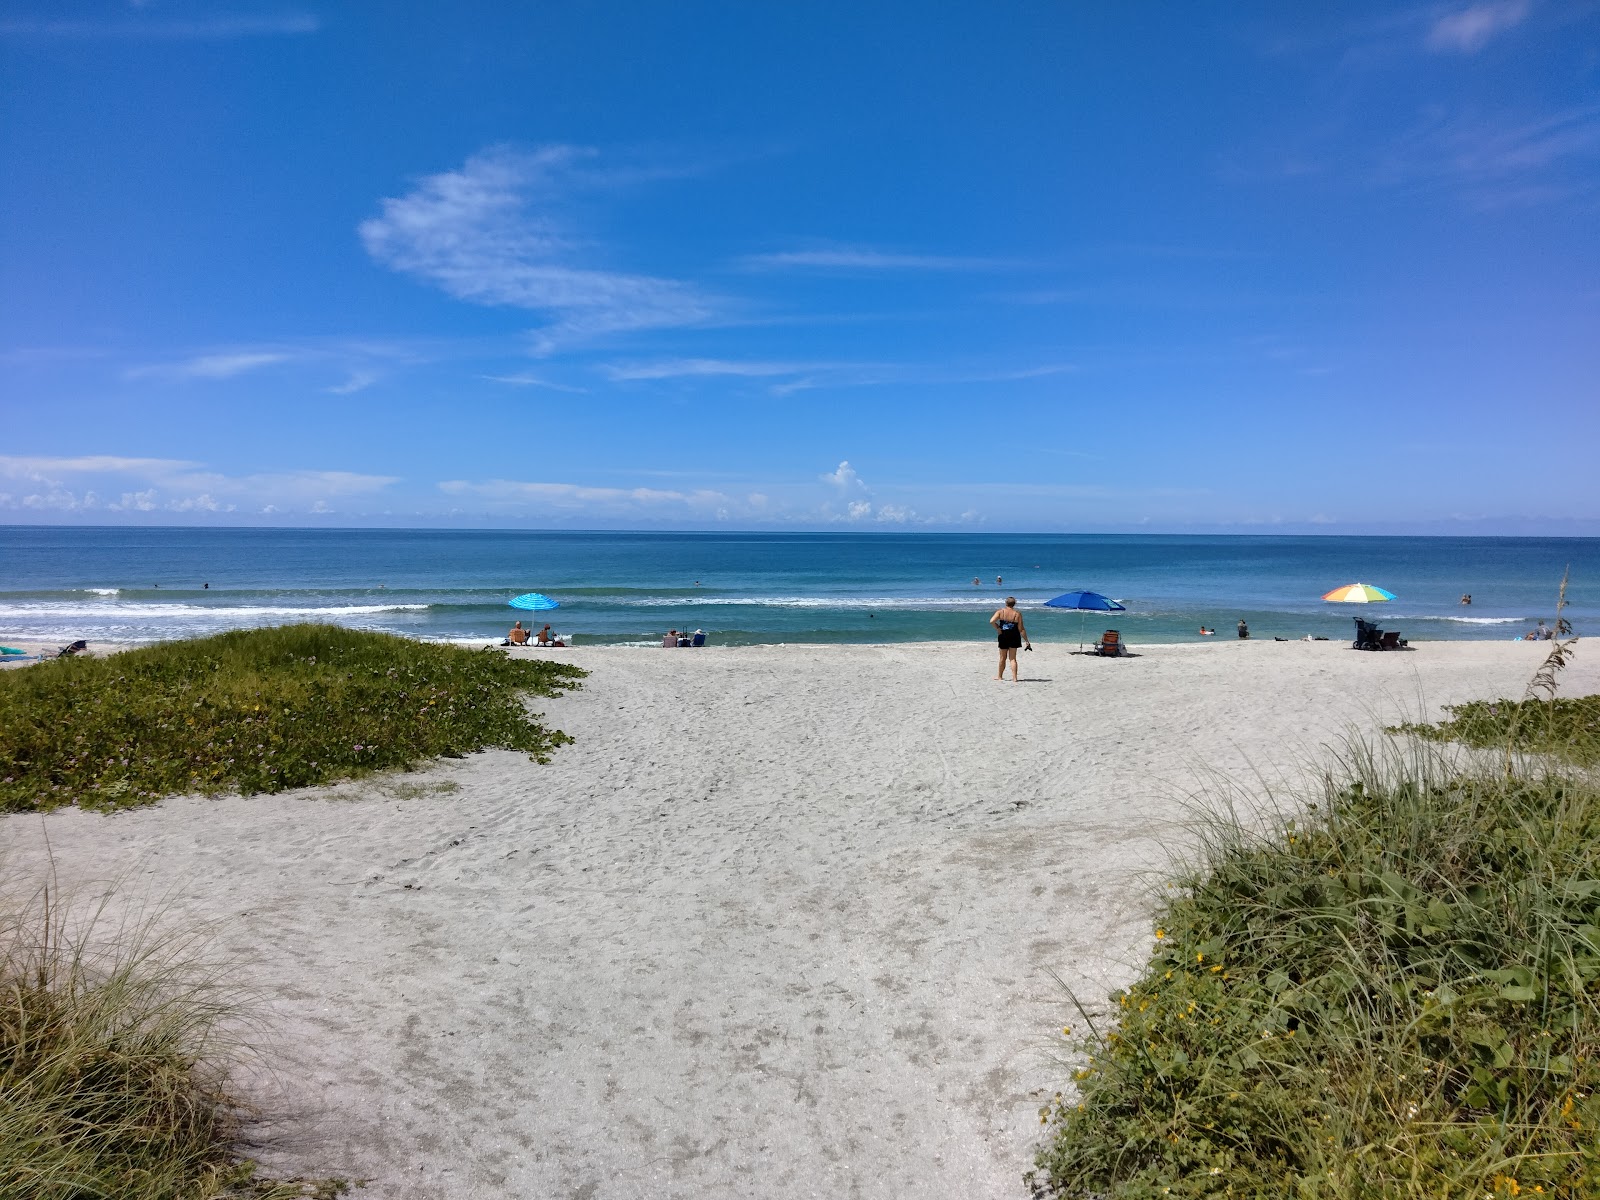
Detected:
[{"left": 508, "top": 592, "right": 560, "bottom": 611}]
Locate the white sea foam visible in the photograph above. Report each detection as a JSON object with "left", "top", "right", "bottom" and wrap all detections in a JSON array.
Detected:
[
  {"left": 623, "top": 595, "right": 1006, "bottom": 610},
  {"left": 84, "top": 587, "right": 121, "bottom": 596},
  {"left": 1407, "top": 615, "right": 1525, "bottom": 625},
  {"left": 0, "top": 602, "right": 431, "bottom": 620}
]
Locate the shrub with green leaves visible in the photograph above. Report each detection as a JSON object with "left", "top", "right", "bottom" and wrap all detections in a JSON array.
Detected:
[
  {"left": 1030, "top": 761, "right": 1600, "bottom": 1198},
  {"left": 0, "top": 625, "right": 584, "bottom": 812},
  {"left": 1392, "top": 694, "right": 1600, "bottom": 767}
]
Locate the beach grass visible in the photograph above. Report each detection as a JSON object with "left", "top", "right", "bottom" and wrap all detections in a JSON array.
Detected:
[
  {"left": 1030, "top": 716, "right": 1600, "bottom": 1197},
  {"left": 0, "top": 624, "right": 584, "bottom": 812},
  {"left": 1, "top": 878, "right": 348, "bottom": 1199}
]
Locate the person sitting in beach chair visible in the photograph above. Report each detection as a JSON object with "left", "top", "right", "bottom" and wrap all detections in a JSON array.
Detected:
[
  {"left": 535, "top": 623, "right": 565, "bottom": 647},
  {"left": 1095, "top": 629, "right": 1127, "bottom": 657},
  {"left": 663, "top": 629, "right": 680, "bottom": 648},
  {"left": 504, "top": 621, "right": 530, "bottom": 646},
  {"left": 690, "top": 630, "right": 706, "bottom": 647}
]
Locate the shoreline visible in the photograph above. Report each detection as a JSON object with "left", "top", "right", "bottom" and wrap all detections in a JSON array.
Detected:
[
  {"left": 0, "top": 630, "right": 1557, "bottom": 663},
  {"left": 5, "top": 641, "right": 1595, "bottom": 1197}
]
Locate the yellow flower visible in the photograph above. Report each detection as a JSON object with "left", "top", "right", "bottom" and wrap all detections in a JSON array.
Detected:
[
  {"left": 1196, "top": 952, "right": 1205, "bottom": 962},
  {"left": 1155, "top": 929, "right": 1165, "bottom": 939}
]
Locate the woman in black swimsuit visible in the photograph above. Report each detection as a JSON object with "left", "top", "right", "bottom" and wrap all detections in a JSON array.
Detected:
[{"left": 990, "top": 596, "right": 1031, "bottom": 681}]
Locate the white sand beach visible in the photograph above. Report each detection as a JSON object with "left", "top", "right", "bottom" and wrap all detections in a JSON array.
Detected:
[{"left": 5, "top": 638, "right": 1593, "bottom": 1199}]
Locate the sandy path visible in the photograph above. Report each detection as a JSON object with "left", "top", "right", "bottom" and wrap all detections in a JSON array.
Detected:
[{"left": 5, "top": 639, "right": 1590, "bottom": 1199}]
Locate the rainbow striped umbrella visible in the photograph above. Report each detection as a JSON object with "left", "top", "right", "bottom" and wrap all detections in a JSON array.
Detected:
[{"left": 1322, "top": 583, "right": 1396, "bottom": 603}]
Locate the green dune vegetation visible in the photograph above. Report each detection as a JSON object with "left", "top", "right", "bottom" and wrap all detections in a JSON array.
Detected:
[
  {"left": 2, "top": 625, "right": 582, "bottom": 1194},
  {"left": 1031, "top": 644, "right": 1598, "bottom": 1197},
  {"left": 0, "top": 624, "right": 585, "bottom": 813}
]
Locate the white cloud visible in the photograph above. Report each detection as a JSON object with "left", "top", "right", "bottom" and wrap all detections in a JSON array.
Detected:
[
  {"left": 1426, "top": 0, "right": 1530, "bottom": 53},
  {"left": 479, "top": 373, "right": 588, "bottom": 393},
  {"left": 822, "top": 460, "right": 865, "bottom": 491},
  {"left": 604, "top": 358, "right": 833, "bottom": 381},
  {"left": 126, "top": 352, "right": 292, "bottom": 381},
  {"left": 845, "top": 500, "right": 873, "bottom": 520},
  {"left": 1374, "top": 103, "right": 1600, "bottom": 203},
  {"left": 168, "top": 493, "right": 227, "bottom": 513},
  {"left": 360, "top": 146, "right": 716, "bottom": 352},
  {"left": 0, "top": 455, "right": 197, "bottom": 480},
  {"left": 0, "top": 456, "right": 396, "bottom": 517},
  {"left": 439, "top": 478, "right": 736, "bottom": 515},
  {"left": 23, "top": 488, "right": 96, "bottom": 511},
  {"left": 741, "top": 247, "right": 1016, "bottom": 272},
  {"left": 326, "top": 370, "right": 380, "bottom": 395},
  {"left": 113, "top": 489, "right": 158, "bottom": 512}
]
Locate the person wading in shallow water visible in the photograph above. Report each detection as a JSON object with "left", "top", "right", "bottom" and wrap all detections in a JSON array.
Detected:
[{"left": 990, "top": 595, "right": 1031, "bottom": 682}]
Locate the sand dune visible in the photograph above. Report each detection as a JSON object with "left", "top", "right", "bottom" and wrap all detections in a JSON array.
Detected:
[{"left": 6, "top": 638, "right": 1590, "bottom": 1199}]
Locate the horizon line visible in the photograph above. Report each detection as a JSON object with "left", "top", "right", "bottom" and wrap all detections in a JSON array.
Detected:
[{"left": 3, "top": 523, "right": 1598, "bottom": 540}]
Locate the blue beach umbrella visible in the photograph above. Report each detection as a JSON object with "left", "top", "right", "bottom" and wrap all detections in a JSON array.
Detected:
[
  {"left": 508, "top": 592, "right": 560, "bottom": 612},
  {"left": 1044, "top": 589, "right": 1127, "bottom": 649}
]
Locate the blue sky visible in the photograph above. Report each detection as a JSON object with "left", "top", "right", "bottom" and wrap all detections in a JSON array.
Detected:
[{"left": 2, "top": 1, "right": 1597, "bottom": 532}]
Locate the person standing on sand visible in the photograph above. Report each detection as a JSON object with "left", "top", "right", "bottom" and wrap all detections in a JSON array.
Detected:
[{"left": 991, "top": 596, "right": 1030, "bottom": 681}]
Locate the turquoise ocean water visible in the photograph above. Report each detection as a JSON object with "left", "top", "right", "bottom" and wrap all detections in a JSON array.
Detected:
[{"left": 0, "top": 527, "right": 1593, "bottom": 647}]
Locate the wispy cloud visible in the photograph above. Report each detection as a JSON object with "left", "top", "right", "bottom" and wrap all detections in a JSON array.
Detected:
[
  {"left": 0, "top": 455, "right": 198, "bottom": 480},
  {"left": 325, "top": 370, "right": 380, "bottom": 395},
  {"left": 740, "top": 246, "right": 1018, "bottom": 272},
  {"left": 122, "top": 338, "right": 432, "bottom": 389},
  {"left": 1375, "top": 102, "right": 1600, "bottom": 203},
  {"left": 360, "top": 146, "right": 718, "bottom": 353},
  {"left": 479, "top": 373, "right": 588, "bottom": 393},
  {"left": 439, "top": 478, "right": 737, "bottom": 515},
  {"left": 603, "top": 357, "right": 1074, "bottom": 394},
  {"left": 1425, "top": 0, "right": 1531, "bottom": 53},
  {"left": 0, "top": 14, "right": 320, "bottom": 39},
  {"left": 602, "top": 358, "right": 841, "bottom": 381},
  {"left": 0, "top": 455, "right": 396, "bottom": 517},
  {"left": 126, "top": 351, "right": 292, "bottom": 381},
  {"left": 437, "top": 461, "right": 947, "bottom": 526},
  {"left": 770, "top": 361, "right": 1075, "bottom": 396}
]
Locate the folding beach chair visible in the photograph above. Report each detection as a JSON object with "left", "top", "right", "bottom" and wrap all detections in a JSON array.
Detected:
[{"left": 1095, "top": 630, "right": 1126, "bottom": 657}]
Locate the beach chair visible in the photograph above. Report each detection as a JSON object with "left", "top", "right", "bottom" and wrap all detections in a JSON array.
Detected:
[
  {"left": 1095, "top": 629, "right": 1126, "bottom": 657},
  {"left": 1352, "top": 618, "right": 1383, "bottom": 651},
  {"left": 690, "top": 631, "right": 706, "bottom": 647},
  {"left": 1380, "top": 630, "right": 1407, "bottom": 651}
]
